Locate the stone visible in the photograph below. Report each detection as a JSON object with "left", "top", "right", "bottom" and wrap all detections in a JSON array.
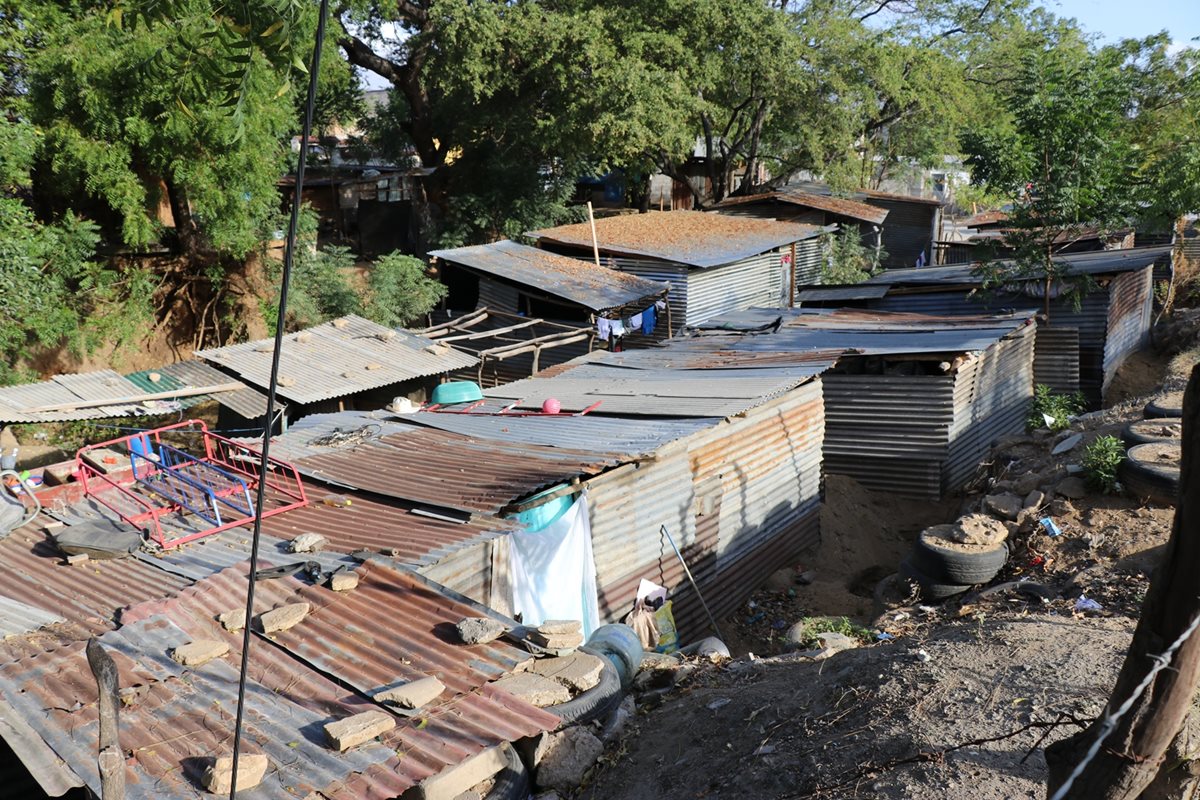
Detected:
[
  {"left": 796, "top": 570, "right": 817, "bottom": 585},
  {"left": 1012, "top": 471, "right": 1041, "bottom": 497},
  {"left": 528, "top": 651, "right": 606, "bottom": 692},
  {"left": 66, "top": 553, "right": 89, "bottom": 566},
  {"left": 599, "top": 696, "right": 636, "bottom": 744},
  {"left": 330, "top": 572, "right": 359, "bottom": 592},
  {"left": 816, "top": 631, "right": 858, "bottom": 656},
  {"left": 373, "top": 676, "right": 444, "bottom": 709},
  {"left": 533, "top": 793, "right": 565, "bottom": 800},
  {"left": 324, "top": 710, "right": 395, "bottom": 751},
  {"left": 171, "top": 639, "right": 230, "bottom": 667},
  {"left": 1055, "top": 477, "right": 1088, "bottom": 500},
  {"left": 260, "top": 602, "right": 310, "bottom": 634},
  {"left": 950, "top": 514, "right": 1008, "bottom": 547},
  {"left": 983, "top": 492, "right": 1022, "bottom": 522},
  {"left": 202, "top": 754, "right": 268, "bottom": 793},
  {"left": 536, "top": 620, "right": 582, "bottom": 636},
  {"left": 289, "top": 533, "right": 328, "bottom": 553},
  {"left": 1023, "top": 490, "right": 1046, "bottom": 511},
  {"left": 1051, "top": 432, "right": 1083, "bottom": 456},
  {"left": 530, "top": 631, "right": 583, "bottom": 650},
  {"left": 533, "top": 726, "right": 605, "bottom": 792},
  {"left": 764, "top": 567, "right": 796, "bottom": 592},
  {"left": 491, "top": 672, "right": 571, "bottom": 707},
  {"left": 456, "top": 617, "right": 506, "bottom": 645},
  {"left": 218, "top": 608, "right": 247, "bottom": 632},
  {"left": 416, "top": 745, "right": 507, "bottom": 800}
]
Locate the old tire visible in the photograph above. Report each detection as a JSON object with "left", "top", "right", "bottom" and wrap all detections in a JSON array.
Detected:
[
  {"left": 899, "top": 558, "right": 973, "bottom": 602},
  {"left": 1120, "top": 442, "right": 1181, "bottom": 505},
  {"left": 1122, "top": 418, "right": 1182, "bottom": 448},
  {"left": 910, "top": 533, "right": 1009, "bottom": 586},
  {"left": 546, "top": 653, "right": 623, "bottom": 727},
  {"left": 484, "top": 743, "right": 529, "bottom": 800},
  {"left": 1144, "top": 392, "right": 1183, "bottom": 419}
]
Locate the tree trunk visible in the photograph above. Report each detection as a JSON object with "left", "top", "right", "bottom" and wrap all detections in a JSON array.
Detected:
[
  {"left": 1045, "top": 363, "right": 1200, "bottom": 798},
  {"left": 164, "top": 178, "right": 203, "bottom": 260}
]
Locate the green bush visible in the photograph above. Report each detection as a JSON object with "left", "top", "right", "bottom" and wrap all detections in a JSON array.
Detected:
[
  {"left": 821, "top": 228, "right": 881, "bottom": 284},
  {"left": 1082, "top": 435, "right": 1125, "bottom": 493},
  {"left": 1027, "top": 384, "right": 1086, "bottom": 432},
  {"left": 362, "top": 253, "right": 447, "bottom": 328},
  {"left": 785, "top": 616, "right": 873, "bottom": 649}
]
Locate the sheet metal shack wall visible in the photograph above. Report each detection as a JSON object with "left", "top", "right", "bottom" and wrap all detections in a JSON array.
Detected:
[
  {"left": 871, "top": 199, "right": 937, "bottom": 268},
  {"left": 1102, "top": 266, "right": 1153, "bottom": 396},
  {"left": 585, "top": 382, "right": 824, "bottom": 637}
]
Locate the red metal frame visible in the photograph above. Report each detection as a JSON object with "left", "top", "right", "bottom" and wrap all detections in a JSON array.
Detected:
[{"left": 75, "top": 419, "right": 308, "bottom": 549}]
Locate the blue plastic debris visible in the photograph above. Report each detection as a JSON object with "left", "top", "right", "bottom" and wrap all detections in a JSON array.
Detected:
[
  {"left": 1040, "top": 517, "right": 1063, "bottom": 537},
  {"left": 876, "top": 632, "right": 895, "bottom": 641},
  {"left": 1074, "top": 596, "right": 1103, "bottom": 612}
]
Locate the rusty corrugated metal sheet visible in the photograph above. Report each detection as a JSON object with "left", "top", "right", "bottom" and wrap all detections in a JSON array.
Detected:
[
  {"left": 1103, "top": 265, "right": 1154, "bottom": 398},
  {"left": 530, "top": 210, "right": 826, "bottom": 269},
  {"left": 1033, "top": 326, "right": 1081, "bottom": 394},
  {"left": 869, "top": 245, "right": 1172, "bottom": 285},
  {"left": 295, "top": 429, "right": 622, "bottom": 515},
  {"left": 713, "top": 190, "right": 889, "bottom": 225},
  {"left": 429, "top": 240, "right": 669, "bottom": 313}
]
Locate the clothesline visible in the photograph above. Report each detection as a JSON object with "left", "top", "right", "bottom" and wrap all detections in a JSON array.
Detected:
[{"left": 595, "top": 299, "right": 667, "bottom": 343}]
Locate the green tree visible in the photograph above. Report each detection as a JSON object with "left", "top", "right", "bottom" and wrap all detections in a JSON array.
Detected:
[{"left": 363, "top": 252, "right": 447, "bottom": 327}]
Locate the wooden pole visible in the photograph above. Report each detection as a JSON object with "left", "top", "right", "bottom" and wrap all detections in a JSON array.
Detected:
[
  {"left": 86, "top": 638, "right": 125, "bottom": 800},
  {"left": 1046, "top": 364, "right": 1200, "bottom": 798},
  {"left": 27, "top": 383, "right": 245, "bottom": 413},
  {"left": 666, "top": 300, "right": 673, "bottom": 339},
  {"left": 789, "top": 242, "right": 797, "bottom": 309},
  {"left": 586, "top": 201, "right": 601, "bottom": 268}
]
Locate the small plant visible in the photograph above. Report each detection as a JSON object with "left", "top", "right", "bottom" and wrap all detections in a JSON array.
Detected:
[
  {"left": 1082, "top": 435, "right": 1125, "bottom": 493},
  {"left": 1027, "top": 384, "right": 1086, "bottom": 432},
  {"left": 787, "top": 616, "right": 873, "bottom": 649}
]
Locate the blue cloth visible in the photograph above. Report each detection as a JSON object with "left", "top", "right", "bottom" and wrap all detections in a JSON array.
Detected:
[{"left": 640, "top": 304, "right": 657, "bottom": 334}]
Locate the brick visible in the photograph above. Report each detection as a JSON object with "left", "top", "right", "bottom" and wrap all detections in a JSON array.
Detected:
[
  {"left": 218, "top": 608, "right": 246, "bottom": 632},
  {"left": 373, "top": 676, "right": 444, "bottom": 709},
  {"left": 491, "top": 672, "right": 570, "bottom": 707},
  {"left": 330, "top": 572, "right": 359, "bottom": 592},
  {"left": 416, "top": 745, "right": 507, "bottom": 800},
  {"left": 325, "top": 710, "right": 395, "bottom": 751},
  {"left": 202, "top": 754, "right": 268, "bottom": 793},
  {"left": 171, "top": 640, "right": 229, "bottom": 667},
  {"left": 66, "top": 553, "right": 89, "bottom": 566},
  {"left": 260, "top": 602, "right": 309, "bottom": 634},
  {"left": 536, "top": 620, "right": 582, "bottom": 636},
  {"left": 528, "top": 652, "right": 605, "bottom": 692},
  {"left": 530, "top": 631, "right": 583, "bottom": 650}
]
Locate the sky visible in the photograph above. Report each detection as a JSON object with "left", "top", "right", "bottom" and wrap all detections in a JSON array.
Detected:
[{"left": 1042, "top": 0, "right": 1200, "bottom": 50}]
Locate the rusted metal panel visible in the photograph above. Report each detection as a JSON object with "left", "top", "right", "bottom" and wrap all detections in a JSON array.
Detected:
[
  {"left": 1103, "top": 265, "right": 1154, "bottom": 398},
  {"left": 0, "top": 597, "right": 65, "bottom": 638},
  {"left": 869, "top": 245, "right": 1171, "bottom": 285},
  {"left": 1033, "top": 326, "right": 1081, "bottom": 394},
  {"left": 530, "top": 210, "right": 825, "bottom": 269},
  {"left": 713, "top": 191, "right": 889, "bottom": 225}
]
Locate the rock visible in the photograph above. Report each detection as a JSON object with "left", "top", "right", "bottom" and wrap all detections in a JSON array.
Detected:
[
  {"left": 530, "top": 631, "right": 583, "bottom": 650},
  {"left": 599, "top": 696, "right": 636, "bottom": 744},
  {"left": 457, "top": 617, "right": 506, "bottom": 645},
  {"left": 527, "top": 651, "right": 605, "bottom": 692},
  {"left": 640, "top": 652, "right": 681, "bottom": 670},
  {"left": 533, "top": 793, "right": 565, "bottom": 800},
  {"left": 1012, "top": 472, "right": 1041, "bottom": 497},
  {"left": 260, "top": 602, "right": 310, "bottom": 634},
  {"left": 373, "top": 676, "right": 444, "bottom": 709},
  {"left": 533, "top": 726, "right": 605, "bottom": 792},
  {"left": 417, "top": 745, "right": 507, "bottom": 800},
  {"left": 202, "top": 754, "right": 268, "bottom": 793},
  {"left": 536, "top": 620, "right": 582, "bottom": 636},
  {"left": 1051, "top": 432, "right": 1083, "bottom": 456},
  {"left": 764, "top": 567, "right": 796, "bottom": 592},
  {"left": 172, "top": 639, "right": 229, "bottom": 667},
  {"left": 817, "top": 631, "right": 857, "bottom": 655},
  {"left": 218, "top": 608, "right": 246, "bottom": 632},
  {"left": 951, "top": 514, "right": 1008, "bottom": 547},
  {"left": 1055, "top": 477, "right": 1088, "bottom": 500},
  {"left": 330, "top": 572, "right": 359, "bottom": 592},
  {"left": 796, "top": 570, "right": 817, "bottom": 586},
  {"left": 1023, "top": 490, "right": 1046, "bottom": 510},
  {"left": 492, "top": 672, "right": 571, "bottom": 707},
  {"left": 983, "top": 493, "right": 1022, "bottom": 522},
  {"left": 66, "top": 553, "right": 89, "bottom": 566},
  {"left": 325, "top": 710, "right": 396, "bottom": 751},
  {"left": 289, "top": 532, "right": 328, "bottom": 553}
]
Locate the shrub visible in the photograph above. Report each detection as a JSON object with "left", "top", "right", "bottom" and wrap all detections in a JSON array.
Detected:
[
  {"left": 362, "top": 252, "right": 447, "bottom": 328},
  {"left": 785, "top": 616, "right": 873, "bottom": 649},
  {"left": 1027, "top": 384, "right": 1086, "bottom": 432},
  {"left": 1082, "top": 435, "right": 1125, "bottom": 493}
]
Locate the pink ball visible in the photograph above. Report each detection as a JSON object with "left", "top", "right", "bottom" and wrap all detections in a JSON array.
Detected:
[{"left": 541, "top": 398, "right": 562, "bottom": 415}]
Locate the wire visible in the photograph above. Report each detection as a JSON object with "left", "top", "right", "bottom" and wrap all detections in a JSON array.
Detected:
[{"left": 227, "top": 2, "right": 330, "bottom": 795}]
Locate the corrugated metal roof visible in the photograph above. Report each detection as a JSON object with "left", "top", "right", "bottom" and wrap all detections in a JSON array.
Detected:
[
  {"left": 295, "top": 429, "right": 624, "bottom": 514},
  {"left": 0, "top": 595, "right": 65, "bottom": 637},
  {"left": 247, "top": 409, "right": 414, "bottom": 463},
  {"left": 0, "top": 370, "right": 161, "bottom": 424},
  {"left": 196, "top": 315, "right": 478, "bottom": 404},
  {"left": 429, "top": 240, "right": 669, "bottom": 313},
  {"left": 132, "top": 360, "right": 271, "bottom": 420},
  {"left": 529, "top": 210, "right": 827, "bottom": 268},
  {"left": 713, "top": 191, "right": 889, "bottom": 225},
  {"left": 868, "top": 246, "right": 1172, "bottom": 285},
  {"left": 796, "top": 285, "right": 890, "bottom": 303}
]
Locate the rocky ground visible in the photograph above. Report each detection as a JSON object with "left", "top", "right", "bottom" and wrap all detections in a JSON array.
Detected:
[{"left": 568, "top": 328, "right": 1197, "bottom": 800}]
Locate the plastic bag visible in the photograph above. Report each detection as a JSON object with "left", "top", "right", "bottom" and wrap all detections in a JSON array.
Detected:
[
  {"left": 654, "top": 600, "right": 679, "bottom": 654},
  {"left": 623, "top": 599, "right": 659, "bottom": 652}
]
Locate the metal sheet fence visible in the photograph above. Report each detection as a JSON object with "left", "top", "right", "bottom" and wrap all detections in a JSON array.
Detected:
[{"left": 1103, "top": 266, "right": 1154, "bottom": 397}]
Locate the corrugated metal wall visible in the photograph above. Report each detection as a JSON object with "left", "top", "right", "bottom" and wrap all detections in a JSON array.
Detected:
[
  {"left": 793, "top": 237, "right": 825, "bottom": 295},
  {"left": 605, "top": 258, "right": 689, "bottom": 336},
  {"left": 1033, "top": 326, "right": 1081, "bottom": 394},
  {"left": 871, "top": 199, "right": 937, "bottom": 268},
  {"left": 684, "top": 250, "right": 786, "bottom": 324},
  {"left": 1102, "top": 265, "right": 1154, "bottom": 397}
]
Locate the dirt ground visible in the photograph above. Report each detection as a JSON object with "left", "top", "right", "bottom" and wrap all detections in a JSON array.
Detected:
[{"left": 583, "top": 339, "right": 1195, "bottom": 800}]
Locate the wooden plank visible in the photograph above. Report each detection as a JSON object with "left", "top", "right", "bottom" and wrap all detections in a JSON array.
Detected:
[{"left": 27, "top": 383, "right": 245, "bottom": 413}]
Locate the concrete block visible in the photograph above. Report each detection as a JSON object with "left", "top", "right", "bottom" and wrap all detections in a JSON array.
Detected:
[
  {"left": 172, "top": 639, "right": 230, "bottom": 667},
  {"left": 66, "top": 553, "right": 89, "bottom": 566},
  {"left": 530, "top": 631, "right": 582, "bottom": 650},
  {"left": 218, "top": 608, "right": 246, "bottom": 632},
  {"left": 373, "top": 676, "right": 444, "bottom": 709},
  {"left": 260, "top": 602, "right": 310, "bottom": 634},
  {"left": 416, "top": 745, "right": 507, "bottom": 800},
  {"left": 457, "top": 616, "right": 506, "bottom": 645},
  {"left": 325, "top": 710, "right": 395, "bottom": 751},
  {"left": 491, "top": 672, "right": 570, "bottom": 707},
  {"left": 202, "top": 754, "right": 268, "bottom": 793},
  {"left": 533, "top": 727, "right": 604, "bottom": 792},
  {"left": 536, "top": 620, "right": 582, "bottom": 636},
  {"left": 528, "top": 652, "right": 605, "bottom": 692},
  {"left": 289, "top": 533, "right": 328, "bottom": 553},
  {"left": 330, "top": 572, "right": 359, "bottom": 592}
]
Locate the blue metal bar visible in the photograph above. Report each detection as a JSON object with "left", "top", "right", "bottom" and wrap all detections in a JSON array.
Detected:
[{"left": 132, "top": 445, "right": 255, "bottom": 526}]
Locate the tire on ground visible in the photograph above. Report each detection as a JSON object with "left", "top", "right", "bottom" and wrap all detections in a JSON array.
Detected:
[
  {"left": 910, "top": 532, "right": 1009, "bottom": 586},
  {"left": 1121, "top": 418, "right": 1182, "bottom": 448},
  {"left": 898, "top": 558, "right": 973, "bottom": 602},
  {"left": 1120, "top": 442, "right": 1181, "bottom": 505},
  {"left": 545, "top": 653, "right": 624, "bottom": 727},
  {"left": 1144, "top": 391, "right": 1184, "bottom": 419},
  {"left": 484, "top": 742, "right": 530, "bottom": 800}
]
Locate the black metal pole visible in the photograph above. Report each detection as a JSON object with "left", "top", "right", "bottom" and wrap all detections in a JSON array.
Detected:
[{"left": 228, "top": 2, "right": 330, "bottom": 795}]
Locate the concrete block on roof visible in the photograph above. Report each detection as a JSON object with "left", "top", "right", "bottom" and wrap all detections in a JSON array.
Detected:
[
  {"left": 537, "top": 620, "right": 582, "bottom": 636},
  {"left": 289, "top": 533, "right": 328, "bottom": 553},
  {"left": 325, "top": 710, "right": 396, "bottom": 751},
  {"left": 218, "top": 608, "right": 246, "bottom": 632},
  {"left": 330, "top": 572, "right": 359, "bottom": 592},
  {"left": 457, "top": 617, "right": 506, "bottom": 645},
  {"left": 491, "top": 672, "right": 570, "bottom": 707},
  {"left": 260, "top": 602, "right": 310, "bottom": 634},
  {"left": 171, "top": 639, "right": 229, "bottom": 667},
  {"left": 528, "top": 652, "right": 605, "bottom": 692},
  {"left": 373, "top": 676, "right": 444, "bottom": 709},
  {"left": 415, "top": 744, "right": 507, "bottom": 800},
  {"left": 202, "top": 753, "right": 269, "bottom": 793}
]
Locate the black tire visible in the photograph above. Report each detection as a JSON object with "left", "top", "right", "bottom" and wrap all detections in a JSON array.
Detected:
[
  {"left": 910, "top": 532, "right": 1009, "bottom": 585},
  {"left": 1120, "top": 442, "right": 1181, "bottom": 505},
  {"left": 1122, "top": 418, "right": 1182, "bottom": 448},
  {"left": 545, "top": 654, "right": 624, "bottom": 727},
  {"left": 899, "top": 558, "right": 973, "bottom": 601},
  {"left": 1144, "top": 392, "right": 1183, "bottom": 419},
  {"left": 484, "top": 743, "right": 529, "bottom": 800}
]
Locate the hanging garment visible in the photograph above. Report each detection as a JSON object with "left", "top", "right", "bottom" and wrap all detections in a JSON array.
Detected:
[
  {"left": 608, "top": 318, "right": 626, "bottom": 338},
  {"left": 640, "top": 304, "right": 657, "bottom": 334},
  {"left": 596, "top": 317, "right": 613, "bottom": 342},
  {"left": 509, "top": 491, "right": 601, "bottom": 637},
  {"left": 628, "top": 312, "right": 643, "bottom": 332}
]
